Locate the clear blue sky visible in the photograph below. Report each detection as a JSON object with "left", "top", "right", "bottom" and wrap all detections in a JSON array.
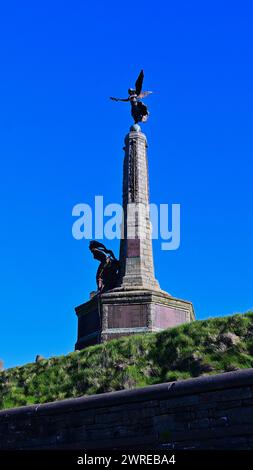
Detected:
[{"left": 0, "top": 1, "right": 252, "bottom": 369}]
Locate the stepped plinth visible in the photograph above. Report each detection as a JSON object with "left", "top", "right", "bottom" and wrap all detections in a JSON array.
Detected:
[{"left": 75, "top": 127, "right": 195, "bottom": 350}]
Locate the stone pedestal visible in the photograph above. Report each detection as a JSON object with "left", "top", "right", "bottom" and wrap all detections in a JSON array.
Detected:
[
  {"left": 75, "top": 287, "right": 194, "bottom": 349},
  {"left": 75, "top": 296, "right": 101, "bottom": 349},
  {"left": 75, "top": 127, "right": 195, "bottom": 350}
]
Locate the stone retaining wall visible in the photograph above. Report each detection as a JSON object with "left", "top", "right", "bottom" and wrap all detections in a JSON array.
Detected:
[{"left": 1, "top": 368, "right": 253, "bottom": 449}]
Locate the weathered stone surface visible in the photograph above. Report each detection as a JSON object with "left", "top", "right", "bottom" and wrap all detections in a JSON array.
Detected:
[
  {"left": 219, "top": 332, "right": 241, "bottom": 346},
  {"left": 119, "top": 131, "right": 159, "bottom": 290},
  {"left": 75, "top": 287, "right": 194, "bottom": 348},
  {"left": 100, "top": 287, "right": 194, "bottom": 343}
]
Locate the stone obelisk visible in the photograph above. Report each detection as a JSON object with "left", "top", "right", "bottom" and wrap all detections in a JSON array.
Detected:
[
  {"left": 74, "top": 125, "right": 195, "bottom": 350},
  {"left": 119, "top": 126, "right": 159, "bottom": 290}
]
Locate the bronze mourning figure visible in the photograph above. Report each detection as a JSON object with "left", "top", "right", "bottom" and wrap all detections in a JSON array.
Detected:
[
  {"left": 89, "top": 241, "right": 120, "bottom": 293},
  {"left": 110, "top": 70, "right": 152, "bottom": 124}
]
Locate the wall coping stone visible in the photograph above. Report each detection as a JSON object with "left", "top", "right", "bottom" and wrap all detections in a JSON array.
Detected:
[{"left": 1, "top": 368, "right": 253, "bottom": 420}]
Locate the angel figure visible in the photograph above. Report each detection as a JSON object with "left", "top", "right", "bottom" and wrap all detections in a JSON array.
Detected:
[{"left": 110, "top": 70, "right": 152, "bottom": 123}]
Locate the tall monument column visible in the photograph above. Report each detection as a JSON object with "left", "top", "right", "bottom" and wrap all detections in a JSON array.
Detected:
[
  {"left": 119, "top": 126, "right": 159, "bottom": 290},
  {"left": 74, "top": 70, "right": 195, "bottom": 350}
]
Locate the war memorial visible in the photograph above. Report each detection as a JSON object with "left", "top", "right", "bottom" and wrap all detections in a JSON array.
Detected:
[{"left": 75, "top": 70, "right": 195, "bottom": 350}]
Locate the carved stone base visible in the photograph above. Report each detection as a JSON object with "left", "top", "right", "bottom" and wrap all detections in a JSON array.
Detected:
[{"left": 75, "top": 287, "right": 195, "bottom": 350}]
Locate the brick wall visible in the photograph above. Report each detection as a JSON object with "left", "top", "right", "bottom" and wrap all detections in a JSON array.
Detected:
[{"left": 1, "top": 369, "right": 253, "bottom": 449}]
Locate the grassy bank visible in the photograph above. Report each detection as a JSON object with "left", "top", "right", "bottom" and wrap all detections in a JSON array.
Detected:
[{"left": 1, "top": 312, "right": 253, "bottom": 410}]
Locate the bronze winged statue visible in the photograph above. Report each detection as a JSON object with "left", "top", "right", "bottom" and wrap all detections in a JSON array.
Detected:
[{"left": 110, "top": 70, "right": 152, "bottom": 124}]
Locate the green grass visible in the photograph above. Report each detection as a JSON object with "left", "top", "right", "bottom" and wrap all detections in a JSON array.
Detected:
[{"left": 1, "top": 312, "right": 253, "bottom": 410}]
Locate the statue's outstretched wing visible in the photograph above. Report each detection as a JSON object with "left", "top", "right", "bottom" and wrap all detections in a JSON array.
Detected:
[
  {"left": 135, "top": 70, "right": 144, "bottom": 96},
  {"left": 138, "top": 91, "right": 153, "bottom": 99}
]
